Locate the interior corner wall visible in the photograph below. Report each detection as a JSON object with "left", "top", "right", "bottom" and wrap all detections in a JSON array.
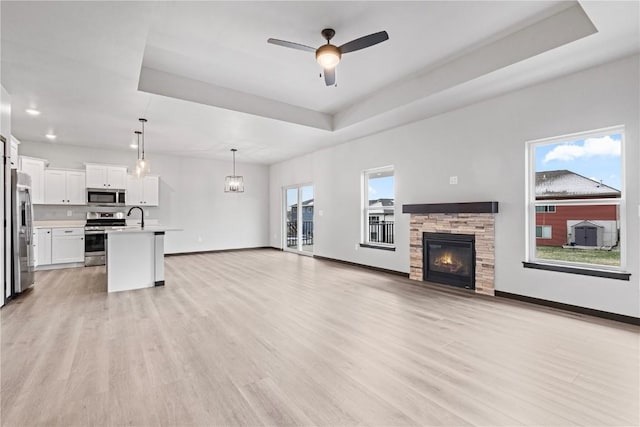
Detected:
[
  {"left": 18, "top": 142, "right": 270, "bottom": 254},
  {"left": 269, "top": 54, "right": 640, "bottom": 318}
]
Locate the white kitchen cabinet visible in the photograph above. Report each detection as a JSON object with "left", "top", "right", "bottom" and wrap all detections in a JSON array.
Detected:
[
  {"left": 19, "top": 156, "right": 46, "bottom": 204},
  {"left": 85, "top": 164, "right": 106, "bottom": 188},
  {"left": 51, "top": 228, "right": 84, "bottom": 264},
  {"left": 127, "top": 174, "right": 159, "bottom": 206},
  {"left": 44, "top": 170, "right": 66, "bottom": 204},
  {"left": 126, "top": 174, "right": 142, "bottom": 205},
  {"left": 44, "top": 169, "right": 86, "bottom": 205},
  {"left": 108, "top": 167, "right": 127, "bottom": 189},
  {"left": 10, "top": 135, "right": 19, "bottom": 169},
  {"left": 86, "top": 164, "right": 127, "bottom": 189},
  {"left": 142, "top": 175, "right": 159, "bottom": 206},
  {"left": 36, "top": 228, "right": 52, "bottom": 266},
  {"left": 66, "top": 171, "right": 86, "bottom": 204}
]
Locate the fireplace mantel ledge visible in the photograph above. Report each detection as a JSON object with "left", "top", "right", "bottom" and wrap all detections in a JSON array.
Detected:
[{"left": 402, "top": 201, "right": 498, "bottom": 214}]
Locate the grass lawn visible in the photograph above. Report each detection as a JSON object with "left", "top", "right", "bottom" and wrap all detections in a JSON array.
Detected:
[{"left": 536, "top": 245, "right": 620, "bottom": 266}]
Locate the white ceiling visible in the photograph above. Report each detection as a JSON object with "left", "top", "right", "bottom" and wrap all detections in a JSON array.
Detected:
[{"left": 1, "top": 1, "right": 638, "bottom": 164}]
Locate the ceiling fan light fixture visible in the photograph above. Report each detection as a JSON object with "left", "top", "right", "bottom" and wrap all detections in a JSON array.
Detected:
[
  {"left": 315, "top": 44, "right": 341, "bottom": 68},
  {"left": 268, "top": 28, "right": 388, "bottom": 86}
]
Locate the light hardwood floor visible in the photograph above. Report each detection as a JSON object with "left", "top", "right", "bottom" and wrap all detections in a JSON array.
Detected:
[{"left": 1, "top": 249, "right": 638, "bottom": 426}]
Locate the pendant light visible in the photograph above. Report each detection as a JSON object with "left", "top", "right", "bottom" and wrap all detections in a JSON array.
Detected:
[
  {"left": 136, "top": 118, "right": 150, "bottom": 177},
  {"left": 134, "top": 130, "right": 142, "bottom": 175},
  {"left": 224, "top": 148, "right": 244, "bottom": 193}
]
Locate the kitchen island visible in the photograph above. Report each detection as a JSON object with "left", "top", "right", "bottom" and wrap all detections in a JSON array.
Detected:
[{"left": 105, "top": 226, "right": 180, "bottom": 293}]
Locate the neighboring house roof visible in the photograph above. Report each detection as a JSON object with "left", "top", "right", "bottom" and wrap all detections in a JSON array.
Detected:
[
  {"left": 535, "top": 170, "right": 620, "bottom": 199},
  {"left": 291, "top": 199, "right": 314, "bottom": 209},
  {"left": 369, "top": 198, "right": 394, "bottom": 216},
  {"left": 369, "top": 198, "right": 394, "bottom": 207}
]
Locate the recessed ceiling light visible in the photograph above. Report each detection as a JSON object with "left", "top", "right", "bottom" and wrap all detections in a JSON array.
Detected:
[
  {"left": 26, "top": 108, "right": 41, "bottom": 116},
  {"left": 45, "top": 133, "right": 57, "bottom": 140},
  {"left": 130, "top": 143, "right": 138, "bottom": 149}
]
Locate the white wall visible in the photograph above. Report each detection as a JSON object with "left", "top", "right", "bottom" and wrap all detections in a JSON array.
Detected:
[
  {"left": 269, "top": 55, "right": 640, "bottom": 318},
  {"left": 0, "top": 84, "right": 10, "bottom": 305},
  {"left": 19, "top": 142, "right": 270, "bottom": 253}
]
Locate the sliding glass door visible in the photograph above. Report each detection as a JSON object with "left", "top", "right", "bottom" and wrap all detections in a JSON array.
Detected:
[{"left": 284, "top": 184, "right": 314, "bottom": 254}]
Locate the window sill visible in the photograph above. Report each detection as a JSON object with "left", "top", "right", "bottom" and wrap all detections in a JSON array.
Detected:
[
  {"left": 360, "top": 243, "right": 396, "bottom": 252},
  {"left": 522, "top": 262, "right": 630, "bottom": 281}
]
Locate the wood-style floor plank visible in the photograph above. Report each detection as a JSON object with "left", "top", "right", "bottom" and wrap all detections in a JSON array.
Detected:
[{"left": 1, "top": 249, "right": 638, "bottom": 426}]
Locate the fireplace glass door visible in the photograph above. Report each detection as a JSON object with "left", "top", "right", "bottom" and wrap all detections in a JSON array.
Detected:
[
  {"left": 423, "top": 233, "right": 475, "bottom": 289},
  {"left": 428, "top": 243, "right": 472, "bottom": 276}
]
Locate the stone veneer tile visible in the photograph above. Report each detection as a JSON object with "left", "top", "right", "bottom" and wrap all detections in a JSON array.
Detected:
[{"left": 409, "top": 213, "right": 496, "bottom": 295}]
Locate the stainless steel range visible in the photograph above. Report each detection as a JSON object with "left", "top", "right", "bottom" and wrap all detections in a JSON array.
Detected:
[{"left": 85, "top": 211, "right": 126, "bottom": 266}]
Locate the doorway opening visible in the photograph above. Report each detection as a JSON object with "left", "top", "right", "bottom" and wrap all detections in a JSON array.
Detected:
[{"left": 284, "top": 184, "right": 313, "bottom": 255}]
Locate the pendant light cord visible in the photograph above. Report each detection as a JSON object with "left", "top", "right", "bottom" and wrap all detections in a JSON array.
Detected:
[
  {"left": 141, "top": 120, "right": 145, "bottom": 160},
  {"left": 231, "top": 148, "right": 239, "bottom": 177}
]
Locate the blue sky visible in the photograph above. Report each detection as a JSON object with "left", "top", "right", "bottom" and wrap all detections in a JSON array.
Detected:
[
  {"left": 368, "top": 176, "right": 394, "bottom": 200},
  {"left": 535, "top": 133, "right": 622, "bottom": 190},
  {"left": 301, "top": 186, "right": 313, "bottom": 202},
  {"left": 287, "top": 185, "right": 314, "bottom": 208}
]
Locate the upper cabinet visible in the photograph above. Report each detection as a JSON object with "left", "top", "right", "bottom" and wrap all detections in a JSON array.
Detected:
[
  {"left": 19, "top": 156, "right": 47, "bottom": 204},
  {"left": 86, "top": 164, "right": 127, "bottom": 189},
  {"left": 142, "top": 175, "right": 159, "bottom": 206},
  {"left": 10, "top": 135, "right": 19, "bottom": 169},
  {"left": 44, "top": 169, "right": 86, "bottom": 205},
  {"left": 126, "top": 175, "right": 159, "bottom": 206}
]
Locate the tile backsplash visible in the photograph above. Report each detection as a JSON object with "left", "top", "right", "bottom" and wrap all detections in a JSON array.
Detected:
[{"left": 34, "top": 205, "right": 157, "bottom": 221}]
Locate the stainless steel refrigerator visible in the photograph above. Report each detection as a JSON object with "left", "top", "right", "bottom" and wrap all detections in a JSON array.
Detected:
[{"left": 11, "top": 169, "right": 34, "bottom": 293}]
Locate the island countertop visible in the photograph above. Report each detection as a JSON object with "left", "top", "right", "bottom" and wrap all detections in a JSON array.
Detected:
[
  {"left": 104, "top": 225, "right": 182, "bottom": 234},
  {"left": 33, "top": 221, "right": 86, "bottom": 229}
]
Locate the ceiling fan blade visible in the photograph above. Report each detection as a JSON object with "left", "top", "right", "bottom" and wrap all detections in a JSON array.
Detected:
[
  {"left": 324, "top": 68, "right": 336, "bottom": 86},
  {"left": 339, "top": 31, "right": 389, "bottom": 54},
  {"left": 267, "top": 38, "right": 315, "bottom": 52}
]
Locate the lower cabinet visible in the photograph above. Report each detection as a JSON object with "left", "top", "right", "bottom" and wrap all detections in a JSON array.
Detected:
[
  {"left": 35, "top": 228, "right": 53, "bottom": 266},
  {"left": 51, "top": 228, "right": 84, "bottom": 264}
]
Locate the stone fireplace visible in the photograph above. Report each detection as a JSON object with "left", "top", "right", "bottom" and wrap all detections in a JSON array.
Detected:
[{"left": 403, "top": 202, "right": 498, "bottom": 295}]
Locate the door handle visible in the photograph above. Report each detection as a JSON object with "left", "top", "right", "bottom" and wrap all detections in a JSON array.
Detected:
[{"left": 65, "top": 230, "right": 73, "bottom": 233}]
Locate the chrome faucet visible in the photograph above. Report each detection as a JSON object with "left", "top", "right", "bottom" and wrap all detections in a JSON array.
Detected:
[{"left": 127, "top": 206, "right": 144, "bottom": 229}]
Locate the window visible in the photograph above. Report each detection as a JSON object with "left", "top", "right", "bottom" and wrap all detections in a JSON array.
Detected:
[
  {"left": 527, "top": 126, "right": 624, "bottom": 271},
  {"left": 536, "top": 205, "right": 556, "bottom": 213},
  {"left": 536, "top": 226, "right": 552, "bottom": 239},
  {"left": 363, "top": 166, "right": 394, "bottom": 247}
]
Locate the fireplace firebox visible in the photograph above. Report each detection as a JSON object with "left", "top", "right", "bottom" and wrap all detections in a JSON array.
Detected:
[{"left": 423, "top": 232, "right": 475, "bottom": 290}]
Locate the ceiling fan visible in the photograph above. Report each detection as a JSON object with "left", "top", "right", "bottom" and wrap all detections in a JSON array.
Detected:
[{"left": 268, "top": 28, "right": 389, "bottom": 86}]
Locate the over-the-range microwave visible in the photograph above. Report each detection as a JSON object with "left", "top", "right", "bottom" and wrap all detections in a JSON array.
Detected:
[{"left": 87, "top": 188, "right": 126, "bottom": 206}]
